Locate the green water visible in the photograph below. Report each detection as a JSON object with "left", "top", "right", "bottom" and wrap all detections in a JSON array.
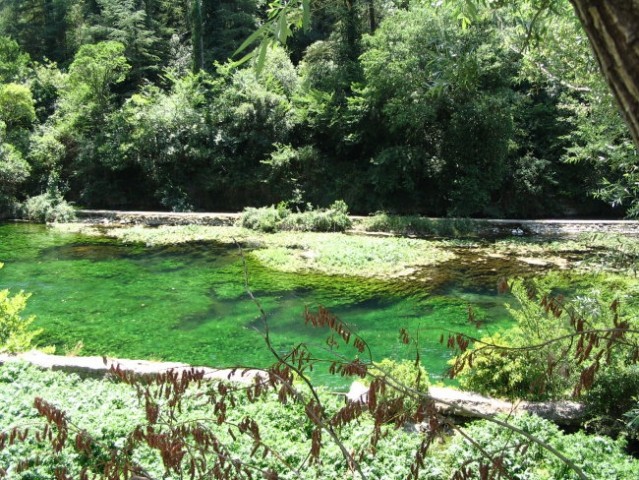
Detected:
[{"left": 0, "top": 223, "right": 518, "bottom": 386}]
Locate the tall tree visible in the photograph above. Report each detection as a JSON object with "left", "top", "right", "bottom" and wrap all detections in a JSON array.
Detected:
[
  {"left": 0, "top": 0, "right": 72, "bottom": 63},
  {"left": 87, "top": 0, "right": 163, "bottom": 85},
  {"left": 191, "top": 0, "right": 203, "bottom": 72},
  {"left": 200, "top": 0, "right": 258, "bottom": 67}
]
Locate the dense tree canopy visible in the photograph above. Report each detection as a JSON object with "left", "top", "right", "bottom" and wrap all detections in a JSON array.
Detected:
[{"left": 0, "top": 0, "right": 637, "bottom": 217}]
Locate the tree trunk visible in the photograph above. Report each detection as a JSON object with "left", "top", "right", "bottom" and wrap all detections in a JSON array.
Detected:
[
  {"left": 367, "top": 0, "right": 376, "bottom": 32},
  {"left": 569, "top": 0, "right": 639, "bottom": 149},
  {"left": 190, "top": 0, "right": 204, "bottom": 73}
]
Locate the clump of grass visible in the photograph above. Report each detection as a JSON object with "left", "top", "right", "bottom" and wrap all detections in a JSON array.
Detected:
[
  {"left": 238, "top": 201, "right": 352, "bottom": 233},
  {"left": 362, "top": 212, "right": 480, "bottom": 237},
  {"left": 249, "top": 232, "right": 455, "bottom": 278},
  {"left": 237, "top": 205, "right": 287, "bottom": 233}
]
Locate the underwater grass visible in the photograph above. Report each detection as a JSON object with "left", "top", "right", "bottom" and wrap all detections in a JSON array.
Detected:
[
  {"left": 54, "top": 224, "right": 457, "bottom": 279},
  {"left": 8, "top": 223, "right": 639, "bottom": 388}
]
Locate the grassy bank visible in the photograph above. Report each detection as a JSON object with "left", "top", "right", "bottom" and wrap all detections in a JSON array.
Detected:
[{"left": 1, "top": 361, "right": 638, "bottom": 479}]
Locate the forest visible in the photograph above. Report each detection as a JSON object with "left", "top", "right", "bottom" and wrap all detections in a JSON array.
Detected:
[{"left": 0, "top": 0, "right": 637, "bottom": 218}]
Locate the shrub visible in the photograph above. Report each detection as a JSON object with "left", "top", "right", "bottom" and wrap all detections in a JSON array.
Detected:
[
  {"left": 0, "top": 265, "right": 40, "bottom": 353},
  {"left": 238, "top": 201, "right": 351, "bottom": 233},
  {"left": 364, "top": 213, "right": 479, "bottom": 237},
  {"left": 453, "top": 281, "right": 579, "bottom": 400},
  {"left": 279, "top": 201, "right": 352, "bottom": 232},
  {"left": 237, "top": 204, "right": 289, "bottom": 232},
  {"left": 453, "top": 279, "right": 639, "bottom": 402},
  {"left": 21, "top": 191, "right": 76, "bottom": 223},
  {"left": 365, "top": 358, "right": 429, "bottom": 416},
  {"left": 586, "top": 365, "right": 639, "bottom": 437}
]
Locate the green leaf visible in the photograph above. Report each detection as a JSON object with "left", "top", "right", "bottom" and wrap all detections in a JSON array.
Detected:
[
  {"left": 302, "top": 0, "right": 311, "bottom": 32},
  {"left": 255, "top": 41, "right": 269, "bottom": 73},
  {"left": 233, "top": 27, "right": 265, "bottom": 57},
  {"left": 277, "top": 9, "right": 290, "bottom": 43},
  {"left": 229, "top": 50, "right": 257, "bottom": 69},
  {"left": 465, "top": 0, "right": 478, "bottom": 19}
]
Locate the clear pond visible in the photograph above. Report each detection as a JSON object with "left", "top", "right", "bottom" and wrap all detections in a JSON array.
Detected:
[{"left": 0, "top": 222, "right": 550, "bottom": 386}]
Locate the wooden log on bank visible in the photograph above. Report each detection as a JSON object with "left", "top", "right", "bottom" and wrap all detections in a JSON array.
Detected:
[{"left": 428, "top": 386, "right": 586, "bottom": 426}]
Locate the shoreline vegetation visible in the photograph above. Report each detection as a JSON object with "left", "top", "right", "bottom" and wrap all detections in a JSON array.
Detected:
[{"left": 2, "top": 360, "right": 637, "bottom": 480}]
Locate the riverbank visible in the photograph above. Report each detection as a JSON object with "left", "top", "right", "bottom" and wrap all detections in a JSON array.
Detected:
[
  {"left": 72, "top": 209, "right": 639, "bottom": 236},
  {"left": 0, "top": 350, "right": 585, "bottom": 425},
  {"left": 2, "top": 360, "right": 632, "bottom": 480}
]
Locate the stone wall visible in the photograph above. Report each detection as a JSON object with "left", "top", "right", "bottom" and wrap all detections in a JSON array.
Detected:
[
  {"left": 475, "top": 218, "right": 639, "bottom": 236},
  {"left": 1, "top": 351, "right": 585, "bottom": 426},
  {"left": 76, "top": 210, "right": 239, "bottom": 227},
  {"left": 75, "top": 209, "right": 639, "bottom": 237}
]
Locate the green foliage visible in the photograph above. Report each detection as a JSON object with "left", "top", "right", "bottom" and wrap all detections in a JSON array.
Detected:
[
  {"left": 0, "top": 361, "right": 429, "bottom": 480},
  {"left": 445, "top": 413, "right": 639, "bottom": 479},
  {"left": 65, "top": 41, "right": 130, "bottom": 112},
  {"left": 0, "top": 129, "right": 30, "bottom": 214},
  {"left": 21, "top": 191, "right": 75, "bottom": 223},
  {"left": 279, "top": 201, "right": 352, "bottom": 232},
  {"left": 2, "top": 360, "right": 639, "bottom": 479},
  {"left": 453, "top": 280, "right": 636, "bottom": 400},
  {"left": 0, "top": 36, "right": 29, "bottom": 82},
  {"left": 238, "top": 205, "right": 288, "bottom": 233},
  {"left": 238, "top": 201, "right": 352, "bottom": 233},
  {"left": 367, "top": 358, "right": 429, "bottom": 414},
  {"left": 88, "top": 0, "right": 163, "bottom": 85},
  {"left": 0, "top": 265, "right": 40, "bottom": 353},
  {"left": 0, "top": 83, "right": 35, "bottom": 131},
  {"left": 353, "top": 6, "right": 518, "bottom": 215},
  {"left": 0, "top": 0, "right": 72, "bottom": 63},
  {"left": 585, "top": 365, "right": 639, "bottom": 437},
  {"left": 363, "top": 213, "right": 480, "bottom": 237},
  {"left": 110, "top": 73, "right": 209, "bottom": 210},
  {"left": 0, "top": 0, "right": 632, "bottom": 216}
]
